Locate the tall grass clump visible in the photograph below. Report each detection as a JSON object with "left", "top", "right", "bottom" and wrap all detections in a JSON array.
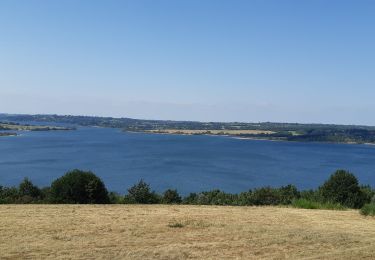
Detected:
[
  {"left": 360, "top": 203, "right": 375, "bottom": 216},
  {"left": 168, "top": 222, "right": 185, "bottom": 228},
  {"left": 291, "top": 199, "right": 346, "bottom": 210}
]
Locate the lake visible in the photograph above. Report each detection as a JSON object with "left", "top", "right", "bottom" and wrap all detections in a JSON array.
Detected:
[{"left": 0, "top": 126, "right": 375, "bottom": 194}]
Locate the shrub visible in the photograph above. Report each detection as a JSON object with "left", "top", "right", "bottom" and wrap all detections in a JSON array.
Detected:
[
  {"left": 279, "top": 185, "right": 300, "bottom": 204},
  {"left": 237, "top": 190, "right": 253, "bottom": 206},
  {"left": 360, "top": 185, "right": 375, "bottom": 204},
  {"left": 197, "top": 190, "right": 232, "bottom": 205},
  {"left": 108, "top": 192, "right": 124, "bottom": 204},
  {"left": 0, "top": 186, "right": 19, "bottom": 204},
  {"left": 50, "top": 169, "right": 109, "bottom": 204},
  {"left": 251, "top": 187, "right": 281, "bottom": 205},
  {"left": 0, "top": 179, "right": 48, "bottom": 204},
  {"left": 40, "top": 187, "right": 51, "bottom": 202},
  {"left": 183, "top": 193, "right": 198, "bottom": 204},
  {"left": 198, "top": 190, "right": 239, "bottom": 205},
  {"left": 162, "top": 189, "right": 182, "bottom": 204},
  {"left": 319, "top": 170, "right": 366, "bottom": 208},
  {"left": 125, "top": 179, "right": 160, "bottom": 204},
  {"left": 300, "top": 189, "right": 324, "bottom": 202},
  {"left": 19, "top": 178, "right": 42, "bottom": 199},
  {"left": 360, "top": 203, "right": 375, "bottom": 216},
  {"left": 182, "top": 190, "right": 239, "bottom": 205}
]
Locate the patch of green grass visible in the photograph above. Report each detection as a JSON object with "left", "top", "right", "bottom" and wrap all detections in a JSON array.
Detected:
[
  {"left": 168, "top": 222, "right": 185, "bottom": 228},
  {"left": 360, "top": 203, "right": 375, "bottom": 216},
  {"left": 184, "top": 219, "right": 212, "bottom": 228},
  {"left": 291, "top": 199, "right": 346, "bottom": 210},
  {"left": 167, "top": 219, "right": 212, "bottom": 229}
]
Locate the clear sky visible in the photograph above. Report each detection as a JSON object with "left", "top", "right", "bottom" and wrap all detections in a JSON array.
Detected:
[{"left": 1, "top": 0, "right": 374, "bottom": 124}]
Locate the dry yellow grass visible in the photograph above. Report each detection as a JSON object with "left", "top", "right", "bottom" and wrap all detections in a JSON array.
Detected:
[
  {"left": 147, "top": 129, "right": 276, "bottom": 135},
  {"left": 1, "top": 205, "right": 375, "bottom": 259}
]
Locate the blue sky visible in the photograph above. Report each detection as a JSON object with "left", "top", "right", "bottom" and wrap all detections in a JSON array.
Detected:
[{"left": 1, "top": 1, "right": 374, "bottom": 124}]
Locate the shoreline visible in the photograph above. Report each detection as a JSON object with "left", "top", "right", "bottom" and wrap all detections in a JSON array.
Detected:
[
  {"left": 124, "top": 130, "right": 375, "bottom": 146},
  {"left": 0, "top": 133, "right": 18, "bottom": 137}
]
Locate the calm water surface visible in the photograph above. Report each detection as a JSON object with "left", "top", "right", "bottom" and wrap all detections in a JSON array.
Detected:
[{"left": 1, "top": 127, "right": 375, "bottom": 194}]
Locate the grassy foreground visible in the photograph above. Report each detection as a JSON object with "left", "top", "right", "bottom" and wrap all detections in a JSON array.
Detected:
[{"left": 1, "top": 205, "right": 375, "bottom": 259}]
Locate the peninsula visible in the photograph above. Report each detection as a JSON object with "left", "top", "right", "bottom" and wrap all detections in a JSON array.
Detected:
[{"left": 0, "top": 121, "right": 75, "bottom": 137}]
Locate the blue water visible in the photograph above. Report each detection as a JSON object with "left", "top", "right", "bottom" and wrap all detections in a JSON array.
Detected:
[{"left": 0, "top": 126, "right": 375, "bottom": 194}]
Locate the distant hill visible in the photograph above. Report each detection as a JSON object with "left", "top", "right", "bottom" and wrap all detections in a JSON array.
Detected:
[{"left": 1, "top": 113, "right": 375, "bottom": 144}]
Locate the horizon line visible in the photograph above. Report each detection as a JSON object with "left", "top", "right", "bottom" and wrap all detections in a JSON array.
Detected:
[{"left": 1, "top": 112, "right": 374, "bottom": 128}]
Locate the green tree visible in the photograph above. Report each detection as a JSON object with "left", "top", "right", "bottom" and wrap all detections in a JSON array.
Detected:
[
  {"left": 279, "top": 184, "right": 300, "bottom": 205},
  {"left": 319, "top": 170, "right": 366, "bottom": 208},
  {"left": 251, "top": 187, "right": 281, "bottom": 205},
  {"left": 0, "top": 186, "right": 19, "bottom": 203},
  {"left": 360, "top": 185, "right": 375, "bottom": 204},
  {"left": 18, "top": 178, "right": 43, "bottom": 203},
  {"left": 108, "top": 192, "right": 123, "bottom": 204},
  {"left": 182, "top": 193, "right": 198, "bottom": 204},
  {"left": 19, "top": 178, "right": 41, "bottom": 198},
  {"left": 50, "top": 170, "right": 109, "bottom": 204},
  {"left": 237, "top": 190, "right": 253, "bottom": 206},
  {"left": 162, "top": 189, "right": 182, "bottom": 204},
  {"left": 126, "top": 180, "right": 160, "bottom": 204}
]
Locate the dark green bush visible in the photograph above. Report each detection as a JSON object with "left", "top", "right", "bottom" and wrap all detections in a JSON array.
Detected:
[
  {"left": 300, "top": 189, "right": 324, "bottom": 202},
  {"left": 197, "top": 190, "right": 234, "bottom": 205},
  {"left": 183, "top": 193, "right": 199, "bottom": 204},
  {"left": 250, "top": 187, "right": 281, "bottom": 205},
  {"left": 182, "top": 190, "right": 239, "bottom": 205},
  {"left": 0, "top": 186, "right": 19, "bottom": 204},
  {"left": 200, "top": 190, "right": 239, "bottom": 205},
  {"left": 279, "top": 185, "right": 300, "bottom": 204},
  {"left": 108, "top": 192, "right": 124, "bottom": 204},
  {"left": 319, "top": 170, "right": 366, "bottom": 208},
  {"left": 40, "top": 187, "right": 51, "bottom": 202},
  {"left": 19, "top": 178, "right": 42, "bottom": 202},
  {"left": 181, "top": 186, "right": 300, "bottom": 206},
  {"left": 236, "top": 191, "right": 253, "bottom": 206},
  {"left": 162, "top": 189, "right": 182, "bottom": 204},
  {"left": 360, "top": 185, "right": 375, "bottom": 204},
  {"left": 125, "top": 179, "right": 160, "bottom": 204},
  {"left": 50, "top": 169, "right": 109, "bottom": 204}
]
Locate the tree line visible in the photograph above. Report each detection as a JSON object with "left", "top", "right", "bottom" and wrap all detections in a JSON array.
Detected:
[{"left": 1, "top": 169, "right": 375, "bottom": 215}]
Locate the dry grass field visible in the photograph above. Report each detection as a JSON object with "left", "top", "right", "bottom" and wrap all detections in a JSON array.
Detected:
[{"left": 1, "top": 205, "right": 375, "bottom": 259}]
